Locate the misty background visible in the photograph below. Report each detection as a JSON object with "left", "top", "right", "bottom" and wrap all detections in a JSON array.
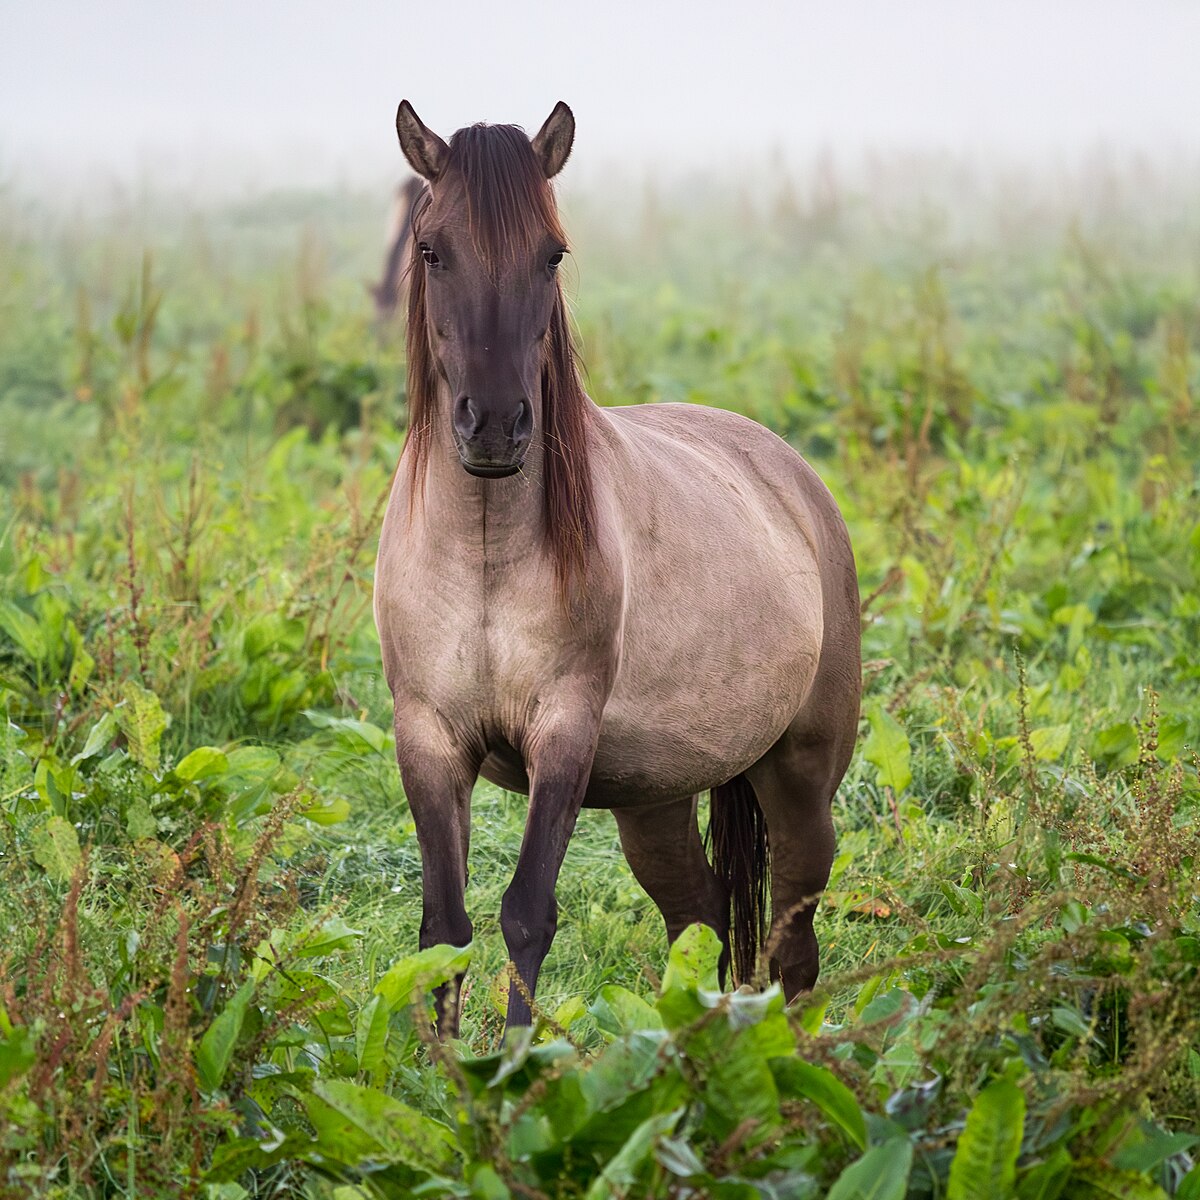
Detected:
[{"left": 3, "top": 0, "right": 1199, "bottom": 199}]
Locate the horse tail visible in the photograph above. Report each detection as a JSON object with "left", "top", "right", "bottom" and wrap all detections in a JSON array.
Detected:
[{"left": 708, "top": 773, "right": 770, "bottom": 987}]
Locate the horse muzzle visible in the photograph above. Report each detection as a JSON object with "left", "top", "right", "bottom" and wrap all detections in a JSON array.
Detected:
[{"left": 453, "top": 395, "right": 531, "bottom": 478}]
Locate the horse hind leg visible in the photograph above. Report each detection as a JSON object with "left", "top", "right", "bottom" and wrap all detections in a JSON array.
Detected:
[
  {"left": 746, "top": 731, "right": 851, "bottom": 1000},
  {"left": 612, "top": 796, "right": 730, "bottom": 966}
]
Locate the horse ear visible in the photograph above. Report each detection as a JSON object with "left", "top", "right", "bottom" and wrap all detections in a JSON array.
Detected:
[
  {"left": 532, "top": 101, "right": 574, "bottom": 179},
  {"left": 396, "top": 100, "right": 449, "bottom": 181}
]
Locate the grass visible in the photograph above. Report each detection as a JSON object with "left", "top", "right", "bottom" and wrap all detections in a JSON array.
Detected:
[{"left": 1, "top": 160, "right": 1199, "bottom": 1196}]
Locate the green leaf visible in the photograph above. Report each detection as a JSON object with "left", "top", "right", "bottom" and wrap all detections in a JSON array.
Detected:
[
  {"left": 375, "top": 943, "right": 473, "bottom": 1009},
  {"left": 0, "top": 600, "right": 47, "bottom": 664},
  {"left": 116, "top": 681, "right": 169, "bottom": 772},
  {"left": 294, "top": 917, "right": 363, "bottom": 958},
  {"left": 355, "top": 995, "right": 389, "bottom": 1078},
  {"left": 660, "top": 922, "right": 722, "bottom": 995},
  {"left": 827, "top": 1136, "right": 913, "bottom": 1200},
  {"left": 299, "top": 794, "right": 352, "bottom": 825},
  {"left": 31, "top": 814, "right": 82, "bottom": 882},
  {"left": 1178, "top": 1164, "right": 1200, "bottom": 1200},
  {"left": 241, "top": 612, "right": 305, "bottom": 661},
  {"left": 947, "top": 1078, "right": 1025, "bottom": 1200},
  {"left": 1113, "top": 1130, "right": 1197, "bottom": 1173},
  {"left": 1029, "top": 724, "right": 1071, "bottom": 761},
  {"left": 304, "top": 1078, "right": 457, "bottom": 1172},
  {"left": 863, "top": 704, "right": 912, "bottom": 794},
  {"left": 0, "top": 1022, "right": 37, "bottom": 1087},
  {"left": 72, "top": 711, "right": 118, "bottom": 764},
  {"left": 1016, "top": 1146, "right": 1072, "bottom": 1200},
  {"left": 125, "top": 796, "right": 156, "bottom": 839},
  {"left": 196, "top": 980, "right": 255, "bottom": 1091},
  {"left": 590, "top": 985, "right": 663, "bottom": 1035},
  {"left": 303, "top": 709, "right": 390, "bottom": 753},
  {"left": 66, "top": 622, "right": 95, "bottom": 693},
  {"left": 173, "top": 745, "right": 229, "bottom": 782},
  {"left": 1068, "top": 1167, "right": 1169, "bottom": 1199},
  {"left": 585, "top": 1107, "right": 684, "bottom": 1200},
  {"left": 770, "top": 1059, "right": 867, "bottom": 1149},
  {"left": 469, "top": 1164, "right": 512, "bottom": 1200}
]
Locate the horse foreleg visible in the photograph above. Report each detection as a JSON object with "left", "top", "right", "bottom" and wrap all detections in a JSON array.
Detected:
[
  {"left": 613, "top": 796, "right": 730, "bottom": 954},
  {"left": 500, "top": 718, "right": 598, "bottom": 1029},
  {"left": 398, "top": 748, "right": 475, "bottom": 1038}
]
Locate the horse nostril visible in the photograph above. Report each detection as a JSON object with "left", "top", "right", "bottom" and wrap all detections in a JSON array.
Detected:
[
  {"left": 512, "top": 399, "right": 532, "bottom": 444},
  {"left": 454, "top": 396, "right": 483, "bottom": 440}
]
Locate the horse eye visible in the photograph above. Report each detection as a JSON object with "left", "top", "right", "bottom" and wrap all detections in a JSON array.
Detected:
[
  {"left": 420, "top": 243, "right": 441, "bottom": 268},
  {"left": 547, "top": 251, "right": 564, "bottom": 270}
]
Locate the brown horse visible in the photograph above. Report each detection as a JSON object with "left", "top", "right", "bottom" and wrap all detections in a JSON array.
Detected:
[{"left": 374, "top": 100, "right": 861, "bottom": 1034}]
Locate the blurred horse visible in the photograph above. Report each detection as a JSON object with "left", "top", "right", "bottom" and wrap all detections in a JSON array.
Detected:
[
  {"left": 374, "top": 100, "right": 861, "bottom": 1034},
  {"left": 371, "top": 176, "right": 425, "bottom": 321}
]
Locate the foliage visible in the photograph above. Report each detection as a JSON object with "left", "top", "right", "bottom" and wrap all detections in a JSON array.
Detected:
[{"left": 1, "top": 167, "right": 1199, "bottom": 1195}]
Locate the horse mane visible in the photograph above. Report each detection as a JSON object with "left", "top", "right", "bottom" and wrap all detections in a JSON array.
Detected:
[{"left": 404, "top": 123, "right": 595, "bottom": 599}]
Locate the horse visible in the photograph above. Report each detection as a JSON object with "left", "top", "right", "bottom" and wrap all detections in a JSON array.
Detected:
[
  {"left": 371, "top": 176, "right": 425, "bottom": 321},
  {"left": 373, "top": 100, "right": 861, "bottom": 1035}
]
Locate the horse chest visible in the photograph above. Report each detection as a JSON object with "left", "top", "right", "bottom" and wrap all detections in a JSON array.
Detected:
[{"left": 377, "top": 537, "right": 607, "bottom": 740}]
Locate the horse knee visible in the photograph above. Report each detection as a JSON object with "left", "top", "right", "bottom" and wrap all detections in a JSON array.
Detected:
[{"left": 500, "top": 884, "right": 557, "bottom": 959}]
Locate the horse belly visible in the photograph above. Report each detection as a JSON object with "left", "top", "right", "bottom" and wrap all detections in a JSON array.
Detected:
[{"left": 585, "top": 593, "right": 822, "bottom": 807}]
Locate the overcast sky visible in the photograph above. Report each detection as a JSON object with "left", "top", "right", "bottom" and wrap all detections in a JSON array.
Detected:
[{"left": 3, "top": 0, "right": 1198, "bottom": 192}]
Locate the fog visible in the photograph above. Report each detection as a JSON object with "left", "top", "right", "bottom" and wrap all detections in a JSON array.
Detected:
[{"left": 3, "top": 0, "right": 1198, "bottom": 195}]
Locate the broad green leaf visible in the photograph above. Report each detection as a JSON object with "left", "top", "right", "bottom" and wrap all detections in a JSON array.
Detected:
[
  {"left": 581, "top": 1029, "right": 674, "bottom": 1116},
  {"left": 173, "top": 745, "right": 229, "bottom": 782},
  {"left": 827, "top": 1135, "right": 913, "bottom": 1200},
  {"left": 1178, "top": 1164, "right": 1200, "bottom": 1200},
  {"left": 0, "top": 600, "right": 47, "bottom": 663},
  {"left": 125, "top": 796, "right": 156, "bottom": 840},
  {"left": 304, "top": 1078, "right": 457, "bottom": 1172},
  {"left": 585, "top": 1107, "right": 683, "bottom": 1200},
  {"left": 34, "top": 758, "right": 75, "bottom": 813},
  {"left": 294, "top": 917, "right": 363, "bottom": 957},
  {"left": 0, "top": 1022, "right": 36, "bottom": 1087},
  {"left": 468, "top": 1165, "right": 511, "bottom": 1200},
  {"left": 116, "top": 681, "right": 169, "bottom": 772},
  {"left": 72, "top": 711, "right": 118, "bottom": 764},
  {"left": 205, "top": 1130, "right": 308, "bottom": 1182},
  {"left": 66, "top": 621, "right": 94, "bottom": 693},
  {"left": 241, "top": 612, "right": 305, "bottom": 661},
  {"left": 299, "top": 794, "right": 351, "bottom": 825},
  {"left": 355, "top": 995, "right": 389, "bottom": 1078},
  {"left": 863, "top": 704, "right": 912, "bottom": 794},
  {"left": 302, "top": 709, "right": 390, "bottom": 753},
  {"left": 660, "top": 922, "right": 721, "bottom": 995},
  {"left": 706, "top": 1052, "right": 781, "bottom": 1140},
  {"left": 941, "top": 879, "right": 984, "bottom": 919},
  {"left": 1016, "top": 1146, "right": 1072, "bottom": 1200},
  {"left": 1090, "top": 722, "right": 1139, "bottom": 768},
  {"left": 1030, "top": 724, "right": 1071, "bottom": 761},
  {"left": 31, "top": 814, "right": 82, "bottom": 882},
  {"left": 1113, "top": 1130, "right": 1197, "bottom": 1173},
  {"left": 947, "top": 1078, "right": 1025, "bottom": 1200},
  {"left": 1068, "top": 1167, "right": 1169, "bottom": 1199},
  {"left": 770, "top": 1059, "right": 867, "bottom": 1149},
  {"left": 375, "top": 942, "right": 473, "bottom": 1009},
  {"left": 196, "top": 980, "right": 255, "bottom": 1091},
  {"left": 590, "top": 984, "right": 663, "bottom": 1035}
]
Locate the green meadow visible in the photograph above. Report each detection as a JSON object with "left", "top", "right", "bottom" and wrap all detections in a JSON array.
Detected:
[{"left": 1, "top": 164, "right": 1199, "bottom": 1196}]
